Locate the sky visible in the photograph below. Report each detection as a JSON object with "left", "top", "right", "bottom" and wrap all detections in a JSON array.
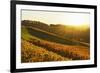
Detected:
[{"left": 21, "top": 10, "right": 90, "bottom": 26}]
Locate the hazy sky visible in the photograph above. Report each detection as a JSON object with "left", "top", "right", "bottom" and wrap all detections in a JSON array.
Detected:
[{"left": 21, "top": 10, "right": 90, "bottom": 26}]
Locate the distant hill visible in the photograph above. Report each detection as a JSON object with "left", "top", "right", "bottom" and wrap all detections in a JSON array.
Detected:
[{"left": 22, "top": 20, "right": 90, "bottom": 43}]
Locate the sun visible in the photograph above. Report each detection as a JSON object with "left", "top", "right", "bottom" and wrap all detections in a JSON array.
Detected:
[{"left": 63, "top": 14, "right": 89, "bottom": 26}]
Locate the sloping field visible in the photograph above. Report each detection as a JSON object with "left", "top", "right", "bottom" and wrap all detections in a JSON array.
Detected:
[
  {"left": 28, "top": 38, "right": 90, "bottom": 60},
  {"left": 26, "top": 26, "right": 89, "bottom": 47},
  {"left": 21, "top": 25, "right": 90, "bottom": 63},
  {"left": 21, "top": 40, "right": 69, "bottom": 63}
]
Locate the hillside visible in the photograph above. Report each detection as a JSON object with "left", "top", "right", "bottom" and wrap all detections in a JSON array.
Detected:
[
  {"left": 22, "top": 20, "right": 90, "bottom": 43},
  {"left": 21, "top": 20, "right": 90, "bottom": 63}
]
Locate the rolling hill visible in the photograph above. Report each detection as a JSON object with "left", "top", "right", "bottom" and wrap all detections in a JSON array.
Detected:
[
  {"left": 22, "top": 20, "right": 90, "bottom": 43},
  {"left": 21, "top": 20, "right": 90, "bottom": 63}
]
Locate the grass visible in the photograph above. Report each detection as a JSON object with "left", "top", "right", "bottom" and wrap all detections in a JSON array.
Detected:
[
  {"left": 21, "top": 40, "right": 69, "bottom": 63},
  {"left": 29, "top": 38, "right": 90, "bottom": 60},
  {"left": 26, "top": 26, "right": 89, "bottom": 47},
  {"left": 21, "top": 25, "right": 90, "bottom": 63},
  {"left": 21, "top": 26, "right": 41, "bottom": 41}
]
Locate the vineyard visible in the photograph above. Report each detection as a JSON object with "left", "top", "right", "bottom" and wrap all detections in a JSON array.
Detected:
[
  {"left": 28, "top": 38, "right": 90, "bottom": 60},
  {"left": 21, "top": 40, "right": 69, "bottom": 63},
  {"left": 21, "top": 20, "right": 90, "bottom": 63}
]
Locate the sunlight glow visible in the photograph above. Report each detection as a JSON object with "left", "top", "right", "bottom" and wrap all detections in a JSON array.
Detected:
[{"left": 22, "top": 10, "right": 90, "bottom": 26}]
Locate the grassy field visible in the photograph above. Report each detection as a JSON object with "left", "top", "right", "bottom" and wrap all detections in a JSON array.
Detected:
[
  {"left": 21, "top": 23, "right": 90, "bottom": 63},
  {"left": 27, "top": 26, "right": 89, "bottom": 47},
  {"left": 28, "top": 39, "right": 90, "bottom": 60},
  {"left": 21, "top": 40, "right": 69, "bottom": 63}
]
